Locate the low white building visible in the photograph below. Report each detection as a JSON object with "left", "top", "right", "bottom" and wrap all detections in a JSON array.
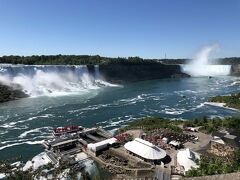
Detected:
[
  {"left": 87, "top": 137, "right": 117, "bottom": 155},
  {"left": 177, "top": 148, "right": 200, "bottom": 173},
  {"left": 124, "top": 138, "right": 167, "bottom": 163}
]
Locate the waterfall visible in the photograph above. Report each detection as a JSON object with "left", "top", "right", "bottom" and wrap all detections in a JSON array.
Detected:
[
  {"left": 94, "top": 65, "right": 101, "bottom": 79},
  {"left": 0, "top": 64, "right": 108, "bottom": 97},
  {"left": 181, "top": 64, "right": 231, "bottom": 76},
  {"left": 181, "top": 44, "right": 231, "bottom": 77}
]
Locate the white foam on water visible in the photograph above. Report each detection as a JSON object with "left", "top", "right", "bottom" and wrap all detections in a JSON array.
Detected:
[
  {"left": 164, "top": 108, "right": 186, "bottom": 115},
  {"left": 0, "top": 123, "right": 15, "bottom": 128},
  {"left": 0, "top": 140, "right": 44, "bottom": 150},
  {"left": 174, "top": 90, "right": 198, "bottom": 94},
  {"left": 68, "top": 94, "right": 165, "bottom": 116},
  {"left": 118, "top": 95, "right": 146, "bottom": 105},
  {"left": 1, "top": 135, "right": 49, "bottom": 145},
  {"left": 103, "top": 115, "right": 137, "bottom": 129},
  {"left": 19, "top": 127, "right": 51, "bottom": 138},
  {"left": 95, "top": 79, "right": 121, "bottom": 87},
  {"left": 229, "top": 80, "right": 240, "bottom": 87},
  {"left": 1, "top": 139, "right": 25, "bottom": 145},
  {"left": 129, "top": 95, "right": 145, "bottom": 101},
  {"left": 109, "top": 120, "right": 125, "bottom": 126},
  {"left": 0, "top": 173, "right": 6, "bottom": 179},
  {"left": 17, "top": 114, "right": 54, "bottom": 124},
  {"left": 0, "top": 114, "right": 55, "bottom": 129}
]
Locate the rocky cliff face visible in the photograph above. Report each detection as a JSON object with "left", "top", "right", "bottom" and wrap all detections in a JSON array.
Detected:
[
  {"left": 231, "top": 64, "right": 240, "bottom": 76},
  {"left": 96, "top": 63, "right": 190, "bottom": 83},
  {"left": 0, "top": 84, "right": 28, "bottom": 103}
]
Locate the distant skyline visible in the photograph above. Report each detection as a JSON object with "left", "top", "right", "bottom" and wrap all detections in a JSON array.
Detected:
[{"left": 0, "top": 0, "right": 239, "bottom": 59}]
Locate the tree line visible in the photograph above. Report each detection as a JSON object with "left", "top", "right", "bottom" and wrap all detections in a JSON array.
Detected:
[
  {"left": 0, "top": 55, "right": 164, "bottom": 65},
  {"left": 1, "top": 55, "right": 238, "bottom": 65}
]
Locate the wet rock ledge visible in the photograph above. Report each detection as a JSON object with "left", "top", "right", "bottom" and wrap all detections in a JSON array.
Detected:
[{"left": 0, "top": 83, "right": 28, "bottom": 103}]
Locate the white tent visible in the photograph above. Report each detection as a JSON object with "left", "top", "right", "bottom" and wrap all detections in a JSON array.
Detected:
[
  {"left": 177, "top": 148, "right": 200, "bottom": 172},
  {"left": 162, "top": 137, "right": 168, "bottom": 144},
  {"left": 124, "top": 138, "right": 167, "bottom": 160},
  {"left": 169, "top": 140, "right": 181, "bottom": 147},
  {"left": 211, "top": 136, "right": 225, "bottom": 145}
]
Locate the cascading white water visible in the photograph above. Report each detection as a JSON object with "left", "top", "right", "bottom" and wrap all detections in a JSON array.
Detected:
[
  {"left": 0, "top": 64, "right": 108, "bottom": 97},
  {"left": 181, "top": 44, "right": 231, "bottom": 76}
]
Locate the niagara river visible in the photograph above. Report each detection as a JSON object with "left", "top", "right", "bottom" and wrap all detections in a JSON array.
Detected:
[{"left": 0, "top": 64, "right": 239, "bottom": 162}]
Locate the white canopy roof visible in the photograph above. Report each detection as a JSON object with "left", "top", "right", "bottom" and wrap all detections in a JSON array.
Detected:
[
  {"left": 177, "top": 148, "right": 200, "bottom": 172},
  {"left": 124, "top": 138, "right": 167, "bottom": 160},
  {"left": 88, "top": 137, "right": 117, "bottom": 152}
]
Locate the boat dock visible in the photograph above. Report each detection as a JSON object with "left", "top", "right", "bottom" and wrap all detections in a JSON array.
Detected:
[{"left": 43, "top": 126, "right": 113, "bottom": 166}]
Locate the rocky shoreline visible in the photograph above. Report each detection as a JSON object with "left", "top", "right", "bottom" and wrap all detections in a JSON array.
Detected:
[
  {"left": 210, "top": 93, "right": 240, "bottom": 110},
  {"left": 231, "top": 64, "right": 240, "bottom": 76},
  {"left": 0, "top": 83, "right": 28, "bottom": 103}
]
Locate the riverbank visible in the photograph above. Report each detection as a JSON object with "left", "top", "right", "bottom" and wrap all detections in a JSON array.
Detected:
[{"left": 210, "top": 93, "right": 240, "bottom": 110}]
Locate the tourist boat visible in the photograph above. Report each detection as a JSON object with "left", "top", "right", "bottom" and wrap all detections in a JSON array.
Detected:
[{"left": 53, "top": 125, "right": 83, "bottom": 136}]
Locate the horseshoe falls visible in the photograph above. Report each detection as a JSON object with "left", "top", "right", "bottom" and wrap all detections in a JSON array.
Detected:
[{"left": 181, "top": 44, "right": 232, "bottom": 76}]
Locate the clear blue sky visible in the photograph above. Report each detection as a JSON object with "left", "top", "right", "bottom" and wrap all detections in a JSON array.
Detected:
[{"left": 0, "top": 0, "right": 239, "bottom": 58}]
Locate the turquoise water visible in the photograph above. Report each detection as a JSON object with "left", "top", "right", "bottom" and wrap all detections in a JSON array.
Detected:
[{"left": 0, "top": 76, "right": 240, "bottom": 161}]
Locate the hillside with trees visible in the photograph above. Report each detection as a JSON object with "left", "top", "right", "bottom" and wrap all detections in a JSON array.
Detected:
[{"left": 210, "top": 93, "right": 240, "bottom": 110}]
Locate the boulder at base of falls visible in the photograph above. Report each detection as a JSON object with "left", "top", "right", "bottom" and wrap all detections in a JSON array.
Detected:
[{"left": 0, "top": 83, "right": 28, "bottom": 103}]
